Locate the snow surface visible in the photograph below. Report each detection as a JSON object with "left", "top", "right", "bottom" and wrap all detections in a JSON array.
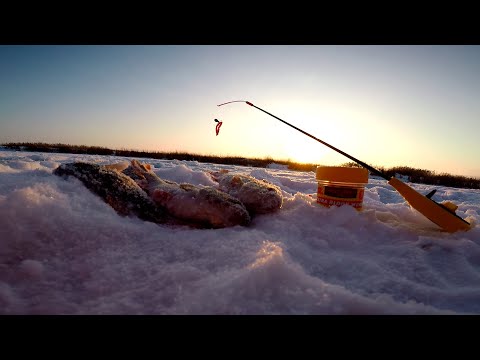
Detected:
[{"left": 1, "top": 150, "right": 479, "bottom": 315}]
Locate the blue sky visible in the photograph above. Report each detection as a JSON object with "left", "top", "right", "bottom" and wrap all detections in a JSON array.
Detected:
[{"left": 1, "top": 45, "right": 479, "bottom": 177}]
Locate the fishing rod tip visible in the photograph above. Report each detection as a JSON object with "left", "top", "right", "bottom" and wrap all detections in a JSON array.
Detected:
[{"left": 217, "top": 100, "right": 249, "bottom": 107}]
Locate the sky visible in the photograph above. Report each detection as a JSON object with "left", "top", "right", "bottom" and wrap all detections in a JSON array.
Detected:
[
  {"left": 1, "top": 45, "right": 480, "bottom": 177},
  {"left": 1, "top": 149, "right": 479, "bottom": 314}
]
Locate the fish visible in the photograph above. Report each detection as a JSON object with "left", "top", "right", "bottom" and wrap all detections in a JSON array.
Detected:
[
  {"left": 209, "top": 170, "right": 283, "bottom": 215},
  {"left": 123, "top": 160, "right": 251, "bottom": 228},
  {"left": 53, "top": 162, "right": 173, "bottom": 225}
]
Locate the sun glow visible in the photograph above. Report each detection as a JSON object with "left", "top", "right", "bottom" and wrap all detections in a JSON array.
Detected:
[
  {"left": 282, "top": 138, "right": 329, "bottom": 164},
  {"left": 276, "top": 111, "right": 350, "bottom": 165}
]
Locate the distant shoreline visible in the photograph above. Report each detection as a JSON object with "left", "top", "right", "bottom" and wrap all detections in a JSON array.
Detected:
[{"left": 2, "top": 142, "right": 480, "bottom": 190}]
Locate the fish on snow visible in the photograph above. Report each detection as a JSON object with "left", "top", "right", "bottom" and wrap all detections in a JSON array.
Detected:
[
  {"left": 53, "top": 162, "right": 172, "bottom": 225},
  {"left": 123, "top": 160, "right": 251, "bottom": 228},
  {"left": 209, "top": 170, "right": 283, "bottom": 215}
]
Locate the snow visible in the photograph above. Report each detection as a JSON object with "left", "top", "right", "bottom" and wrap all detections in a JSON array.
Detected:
[
  {"left": 1, "top": 149, "right": 480, "bottom": 314},
  {"left": 266, "top": 163, "right": 290, "bottom": 170}
]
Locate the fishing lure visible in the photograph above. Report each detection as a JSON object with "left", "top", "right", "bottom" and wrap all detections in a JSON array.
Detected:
[{"left": 214, "top": 118, "right": 223, "bottom": 136}]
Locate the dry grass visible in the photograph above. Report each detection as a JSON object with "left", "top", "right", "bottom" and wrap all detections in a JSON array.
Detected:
[{"left": 3, "top": 142, "right": 479, "bottom": 189}]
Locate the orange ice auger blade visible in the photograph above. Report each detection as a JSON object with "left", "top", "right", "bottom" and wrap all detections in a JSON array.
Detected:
[{"left": 217, "top": 100, "right": 472, "bottom": 233}]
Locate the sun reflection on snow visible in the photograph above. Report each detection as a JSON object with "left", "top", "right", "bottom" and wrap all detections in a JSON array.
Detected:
[{"left": 249, "top": 241, "right": 284, "bottom": 269}]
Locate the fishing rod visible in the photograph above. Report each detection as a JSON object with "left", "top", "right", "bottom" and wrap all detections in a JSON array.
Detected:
[{"left": 217, "top": 100, "right": 471, "bottom": 233}]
